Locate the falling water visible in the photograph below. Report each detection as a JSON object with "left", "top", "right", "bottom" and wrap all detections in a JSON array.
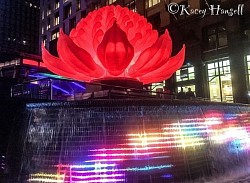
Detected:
[{"left": 16, "top": 100, "right": 250, "bottom": 183}]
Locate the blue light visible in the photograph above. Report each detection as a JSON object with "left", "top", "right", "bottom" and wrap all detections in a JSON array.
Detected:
[
  {"left": 71, "top": 82, "right": 86, "bottom": 90},
  {"left": 52, "top": 85, "right": 71, "bottom": 95},
  {"left": 162, "top": 174, "right": 173, "bottom": 179}
]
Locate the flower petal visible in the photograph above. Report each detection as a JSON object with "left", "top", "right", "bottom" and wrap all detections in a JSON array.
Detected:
[
  {"left": 128, "top": 30, "right": 172, "bottom": 77},
  {"left": 138, "top": 45, "right": 185, "bottom": 84},
  {"left": 58, "top": 29, "right": 105, "bottom": 78},
  {"left": 97, "top": 22, "right": 134, "bottom": 76},
  {"left": 42, "top": 45, "right": 93, "bottom": 81}
]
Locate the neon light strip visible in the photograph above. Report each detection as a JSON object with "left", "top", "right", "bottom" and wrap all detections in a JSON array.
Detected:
[
  {"left": 71, "top": 82, "right": 86, "bottom": 89},
  {"left": 52, "top": 85, "right": 71, "bottom": 95},
  {"left": 125, "top": 164, "right": 172, "bottom": 171}
]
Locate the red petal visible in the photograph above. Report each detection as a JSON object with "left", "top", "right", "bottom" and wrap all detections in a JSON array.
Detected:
[
  {"left": 97, "top": 22, "right": 134, "bottom": 76},
  {"left": 138, "top": 45, "right": 185, "bottom": 84},
  {"left": 42, "top": 45, "right": 93, "bottom": 81},
  {"left": 128, "top": 30, "right": 172, "bottom": 77},
  {"left": 57, "top": 29, "right": 104, "bottom": 78}
]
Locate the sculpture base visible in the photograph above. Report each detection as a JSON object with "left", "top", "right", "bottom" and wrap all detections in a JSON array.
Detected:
[{"left": 91, "top": 77, "right": 143, "bottom": 90}]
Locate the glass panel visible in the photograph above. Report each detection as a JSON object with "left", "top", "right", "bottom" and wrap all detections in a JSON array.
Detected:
[
  {"left": 208, "top": 69, "right": 215, "bottom": 76},
  {"left": 220, "top": 68, "right": 224, "bottom": 75},
  {"left": 224, "top": 66, "right": 230, "bottom": 73},
  {"left": 189, "top": 73, "right": 195, "bottom": 80},
  {"left": 208, "top": 35, "right": 216, "bottom": 49},
  {"left": 208, "top": 63, "right": 214, "bottom": 69},
  {"left": 188, "top": 67, "right": 194, "bottom": 73},
  {"left": 207, "top": 57, "right": 233, "bottom": 103},
  {"left": 209, "top": 76, "right": 221, "bottom": 102},
  {"left": 224, "top": 60, "right": 230, "bottom": 66},
  {"left": 248, "top": 61, "right": 250, "bottom": 70},
  {"left": 221, "top": 75, "right": 233, "bottom": 103},
  {"left": 247, "top": 55, "right": 250, "bottom": 61},
  {"left": 176, "top": 75, "right": 181, "bottom": 82},
  {"left": 218, "top": 32, "right": 228, "bottom": 47}
]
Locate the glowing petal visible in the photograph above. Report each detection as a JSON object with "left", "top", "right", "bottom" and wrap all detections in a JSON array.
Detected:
[
  {"left": 138, "top": 45, "right": 185, "bottom": 84},
  {"left": 42, "top": 45, "right": 93, "bottom": 82},
  {"left": 58, "top": 29, "right": 105, "bottom": 77},
  {"left": 97, "top": 22, "right": 134, "bottom": 76},
  {"left": 128, "top": 30, "right": 172, "bottom": 77}
]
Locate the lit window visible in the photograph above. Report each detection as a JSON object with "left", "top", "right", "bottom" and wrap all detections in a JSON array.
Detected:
[
  {"left": 43, "top": 35, "right": 47, "bottom": 45},
  {"left": 207, "top": 57, "right": 233, "bottom": 103},
  {"left": 176, "top": 64, "right": 195, "bottom": 82},
  {"left": 246, "top": 54, "right": 250, "bottom": 91},
  {"left": 47, "top": 18, "right": 50, "bottom": 30},
  {"left": 77, "top": 0, "right": 81, "bottom": 11},
  {"left": 54, "top": 12, "right": 59, "bottom": 26},
  {"left": 146, "top": 0, "right": 160, "bottom": 8},
  {"left": 63, "top": 3, "right": 72, "bottom": 19},
  {"left": 47, "top": 4, "right": 51, "bottom": 15},
  {"left": 106, "top": 0, "right": 116, "bottom": 5},
  {"left": 51, "top": 29, "right": 59, "bottom": 40},
  {"left": 55, "top": 0, "right": 60, "bottom": 9},
  {"left": 41, "top": 26, "right": 44, "bottom": 34},
  {"left": 42, "top": 11, "right": 44, "bottom": 19}
]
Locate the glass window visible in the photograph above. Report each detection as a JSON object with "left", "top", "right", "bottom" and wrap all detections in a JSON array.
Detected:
[
  {"left": 106, "top": 0, "right": 116, "bottom": 5},
  {"left": 146, "top": 0, "right": 160, "bottom": 8},
  {"left": 63, "top": 3, "right": 72, "bottom": 19},
  {"left": 69, "top": 17, "right": 76, "bottom": 32},
  {"left": 55, "top": 0, "right": 60, "bottom": 9},
  {"left": 205, "top": 24, "right": 227, "bottom": 50},
  {"left": 76, "top": 0, "right": 81, "bottom": 11},
  {"left": 151, "top": 82, "right": 164, "bottom": 94},
  {"left": 47, "top": 17, "right": 50, "bottom": 30},
  {"left": 47, "top": 4, "right": 51, "bottom": 15},
  {"left": 176, "top": 64, "right": 195, "bottom": 82},
  {"left": 207, "top": 57, "right": 233, "bottom": 102},
  {"left": 54, "top": 12, "right": 59, "bottom": 26},
  {"left": 51, "top": 28, "right": 59, "bottom": 40}
]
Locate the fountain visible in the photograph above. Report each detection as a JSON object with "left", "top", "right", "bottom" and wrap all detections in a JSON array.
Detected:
[
  {"left": 19, "top": 100, "right": 250, "bottom": 183},
  {"left": 7, "top": 5, "right": 250, "bottom": 183}
]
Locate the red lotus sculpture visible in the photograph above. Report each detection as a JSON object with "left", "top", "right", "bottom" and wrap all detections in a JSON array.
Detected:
[{"left": 42, "top": 5, "right": 185, "bottom": 84}]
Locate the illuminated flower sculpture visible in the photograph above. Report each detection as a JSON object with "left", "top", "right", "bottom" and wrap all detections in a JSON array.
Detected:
[{"left": 42, "top": 5, "right": 185, "bottom": 84}]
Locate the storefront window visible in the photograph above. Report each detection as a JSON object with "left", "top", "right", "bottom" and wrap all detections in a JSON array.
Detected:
[
  {"left": 177, "top": 85, "right": 195, "bottom": 94},
  {"left": 146, "top": 0, "right": 160, "bottom": 8},
  {"left": 246, "top": 55, "right": 250, "bottom": 89},
  {"left": 176, "top": 64, "right": 195, "bottom": 82},
  {"left": 207, "top": 57, "right": 233, "bottom": 102},
  {"left": 151, "top": 82, "right": 164, "bottom": 94}
]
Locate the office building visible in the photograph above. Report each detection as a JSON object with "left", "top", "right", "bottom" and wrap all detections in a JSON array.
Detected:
[{"left": 40, "top": 0, "right": 250, "bottom": 103}]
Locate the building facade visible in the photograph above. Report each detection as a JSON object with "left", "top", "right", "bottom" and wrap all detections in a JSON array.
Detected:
[
  {"left": 0, "top": 0, "right": 40, "bottom": 59},
  {"left": 40, "top": 0, "right": 250, "bottom": 104},
  {"left": 0, "top": 0, "right": 41, "bottom": 89}
]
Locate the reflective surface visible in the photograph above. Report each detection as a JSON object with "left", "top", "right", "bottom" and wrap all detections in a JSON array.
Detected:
[{"left": 21, "top": 100, "right": 250, "bottom": 182}]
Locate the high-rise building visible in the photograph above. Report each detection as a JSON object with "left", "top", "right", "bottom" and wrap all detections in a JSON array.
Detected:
[
  {"left": 0, "top": 0, "right": 40, "bottom": 59},
  {"left": 0, "top": 0, "right": 42, "bottom": 96}
]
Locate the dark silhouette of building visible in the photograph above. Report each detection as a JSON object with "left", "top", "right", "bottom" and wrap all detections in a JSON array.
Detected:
[{"left": 0, "top": 0, "right": 40, "bottom": 60}]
